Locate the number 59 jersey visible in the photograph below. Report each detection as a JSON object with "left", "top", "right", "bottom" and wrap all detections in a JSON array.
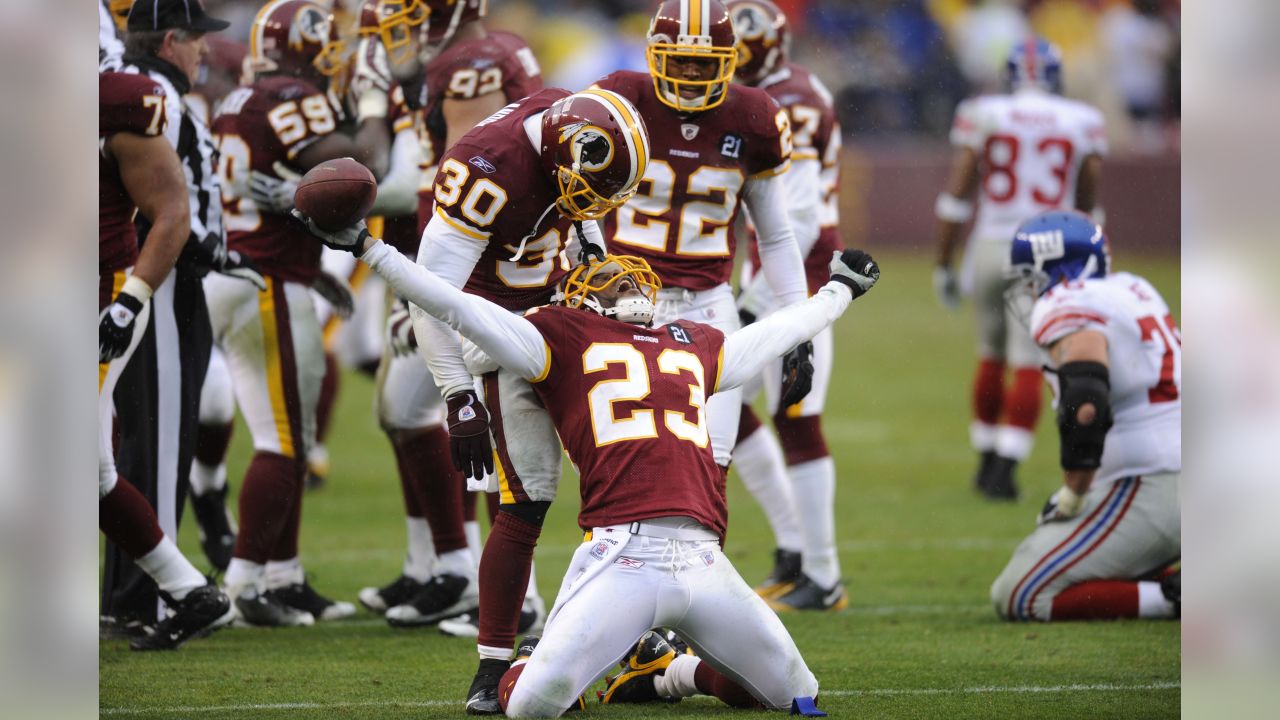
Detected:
[
  {"left": 524, "top": 305, "right": 729, "bottom": 537},
  {"left": 1032, "top": 272, "right": 1181, "bottom": 484},
  {"left": 952, "top": 91, "right": 1107, "bottom": 244}
]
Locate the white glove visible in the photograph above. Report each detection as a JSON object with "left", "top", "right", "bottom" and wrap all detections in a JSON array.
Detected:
[
  {"left": 291, "top": 209, "right": 371, "bottom": 257},
  {"left": 829, "top": 249, "right": 880, "bottom": 299},
  {"left": 933, "top": 265, "right": 960, "bottom": 311},
  {"left": 311, "top": 270, "right": 354, "bottom": 321},
  {"left": 386, "top": 302, "right": 417, "bottom": 356},
  {"left": 1037, "top": 486, "right": 1086, "bottom": 525},
  {"left": 247, "top": 170, "right": 298, "bottom": 213},
  {"left": 352, "top": 38, "right": 393, "bottom": 122}
]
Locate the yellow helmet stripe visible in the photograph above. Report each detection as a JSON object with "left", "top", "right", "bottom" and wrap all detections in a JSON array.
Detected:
[
  {"left": 250, "top": 0, "right": 290, "bottom": 60},
  {"left": 578, "top": 88, "right": 649, "bottom": 191}
]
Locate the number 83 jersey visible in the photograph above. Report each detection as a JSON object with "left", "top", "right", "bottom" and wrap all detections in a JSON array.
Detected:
[
  {"left": 1032, "top": 272, "right": 1181, "bottom": 485},
  {"left": 595, "top": 70, "right": 792, "bottom": 291}
]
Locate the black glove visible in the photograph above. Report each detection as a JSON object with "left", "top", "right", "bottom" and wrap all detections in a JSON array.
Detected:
[
  {"left": 222, "top": 250, "right": 267, "bottom": 290},
  {"left": 738, "top": 308, "right": 757, "bottom": 327},
  {"left": 98, "top": 292, "right": 145, "bottom": 364},
  {"left": 828, "top": 249, "right": 880, "bottom": 299},
  {"left": 186, "top": 230, "right": 229, "bottom": 276},
  {"left": 446, "top": 390, "right": 494, "bottom": 481},
  {"left": 311, "top": 271, "right": 354, "bottom": 320},
  {"left": 779, "top": 340, "right": 815, "bottom": 408},
  {"left": 386, "top": 301, "right": 417, "bottom": 356}
]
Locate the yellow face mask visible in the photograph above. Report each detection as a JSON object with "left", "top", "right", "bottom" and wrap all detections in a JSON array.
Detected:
[
  {"left": 645, "top": 41, "right": 738, "bottom": 112},
  {"left": 560, "top": 255, "right": 662, "bottom": 317}
]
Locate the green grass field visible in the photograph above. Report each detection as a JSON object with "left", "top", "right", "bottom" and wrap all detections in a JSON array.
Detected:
[{"left": 100, "top": 251, "right": 1181, "bottom": 719}]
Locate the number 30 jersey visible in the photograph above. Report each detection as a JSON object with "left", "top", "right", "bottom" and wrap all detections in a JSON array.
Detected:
[
  {"left": 951, "top": 91, "right": 1106, "bottom": 244},
  {"left": 595, "top": 70, "right": 791, "bottom": 291},
  {"left": 1032, "top": 272, "right": 1181, "bottom": 485},
  {"left": 524, "top": 305, "right": 728, "bottom": 537}
]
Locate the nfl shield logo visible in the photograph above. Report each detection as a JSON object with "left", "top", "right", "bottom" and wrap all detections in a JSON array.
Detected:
[
  {"left": 590, "top": 542, "right": 609, "bottom": 560},
  {"left": 681, "top": 123, "right": 699, "bottom": 141}
]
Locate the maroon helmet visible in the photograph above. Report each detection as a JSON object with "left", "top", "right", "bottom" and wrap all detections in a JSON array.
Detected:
[
  {"left": 247, "top": 0, "right": 348, "bottom": 84},
  {"left": 366, "top": 0, "right": 486, "bottom": 67},
  {"left": 726, "top": 0, "right": 790, "bottom": 86},
  {"left": 646, "top": 0, "right": 738, "bottom": 112},
  {"left": 539, "top": 89, "right": 650, "bottom": 221}
]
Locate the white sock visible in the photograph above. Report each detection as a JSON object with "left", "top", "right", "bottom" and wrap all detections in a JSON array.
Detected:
[
  {"left": 995, "top": 426, "right": 1034, "bottom": 461},
  {"left": 307, "top": 443, "right": 330, "bottom": 473},
  {"left": 264, "top": 557, "right": 304, "bottom": 590},
  {"left": 136, "top": 538, "right": 207, "bottom": 601},
  {"left": 223, "top": 558, "right": 263, "bottom": 599},
  {"left": 465, "top": 519, "right": 482, "bottom": 565},
  {"left": 525, "top": 560, "right": 541, "bottom": 602},
  {"left": 403, "top": 516, "right": 436, "bottom": 581},
  {"left": 478, "top": 643, "right": 514, "bottom": 661},
  {"left": 733, "top": 426, "right": 803, "bottom": 551},
  {"left": 189, "top": 459, "right": 226, "bottom": 496},
  {"left": 654, "top": 655, "right": 701, "bottom": 699},
  {"left": 789, "top": 456, "right": 840, "bottom": 588},
  {"left": 970, "top": 421, "right": 998, "bottom": 453},
  {"left": 1137, "top": 581, "right": 1175, "bottom": 618},
  {"left": 437, "top": 548, "right": 476, "bottom": 583}
]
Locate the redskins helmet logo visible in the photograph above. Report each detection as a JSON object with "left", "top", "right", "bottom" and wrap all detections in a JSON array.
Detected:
[
  {"left": 291, "top": 6, "right": 331, "bottom": 49},
  {"left": 732, "top": 4, "right": 770, "bottom": 40},
  {"left": 560, "top": 123, "right": 614, "bottom": 173}
]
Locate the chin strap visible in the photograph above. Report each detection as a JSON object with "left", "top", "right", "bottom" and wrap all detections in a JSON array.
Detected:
[{"left": 509, "top": 201, "right": 558, "bottom": 262}]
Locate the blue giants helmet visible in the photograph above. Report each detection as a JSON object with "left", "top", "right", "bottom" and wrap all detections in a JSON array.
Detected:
[
  {"left": 1009, "top": 210, "right": 1109, "bottom": 298},
  {"left": 1007, "top": 37, "right": 1063, "bottom": 94}
]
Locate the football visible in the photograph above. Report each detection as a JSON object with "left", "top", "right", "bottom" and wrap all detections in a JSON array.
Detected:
[{"left": 293, "top": 157, "right": 377, "bottom": 231}]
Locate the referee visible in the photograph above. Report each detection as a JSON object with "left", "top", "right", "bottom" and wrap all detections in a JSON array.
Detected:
[{"left": 100, "top": 0, "right": 262, "bottom": 630}]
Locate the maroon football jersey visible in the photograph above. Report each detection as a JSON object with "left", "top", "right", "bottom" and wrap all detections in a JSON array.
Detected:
[
  {"left": 99, "top": 72, "right": 168, "bottom": 276},
  {"left": 595, "top": 70, "right": 790, "bottom": 291},
  {"left": 213, "top": 76, "right": 343, "bottom": 284},
  {"left": 415, "top": 31, "right": 544, "bottom": 233},
  {"left": 746, "top": 63, "right": 843, "bottom": 294},
  {"left": 524, "top": 306, "right": 728, "bottom": 536},
  {"left": 432, "top": 88, "right": 574, "bottom": 312}
]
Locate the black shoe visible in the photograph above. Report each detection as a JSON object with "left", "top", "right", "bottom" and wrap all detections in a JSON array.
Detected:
[
  {"left": 130, "top": 584, "right": 234, "bottom": 651},
  {"left": 358, "top": 575, "right": 426, "bottom": 615},
  {"left": 438, "top": 600, "right": 541, "bottom": 638},
  {"left": 100, "top": 614, "right": 153, "bottom": 640},
  {"left": 766, "top": 574, "right": 849, "bottom": 612},
  {"left": 268, "top": 581, "right": 356, "bottom": 622},
  {"left": 234, "top": 588, "right": 315, "bottom": 627},
  {"left": 972, "top": 450, "right": 997, "bottom": 493},
  {"left": 599, "top": 631, "right": 678, "bottom": 704},
  {"left": 662, "top": 629, "right": 695, "bottom": 657},
  {"left": 754, "top": 548, "right": 803, "bottom": 599},
  {"left": 980, "top": 455, "right": 1019, "bottom": 501},
  {"left": 465, "top": 658, "right": 510, "bottom": 715},
  {"left": 385, "top": 573, "right": 475, "bottom": 627},
  {"left": 1160, "top": 570, "right": 1181, "bottom": 617},
  {"left": 190, "top": 487, "right": 236, "bottom": 572}
]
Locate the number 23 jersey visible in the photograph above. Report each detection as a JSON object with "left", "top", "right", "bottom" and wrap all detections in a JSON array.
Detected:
[
  {"left": 524, "top": 305, "right": 728, "bottom": 536},
  {"left": 1032, "top": 272, "right": 1181, "bottom": 484}
]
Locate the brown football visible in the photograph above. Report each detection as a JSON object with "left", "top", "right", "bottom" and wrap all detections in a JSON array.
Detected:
[{"left": 293, "top": 157, "right": 377, "bottom": 231}]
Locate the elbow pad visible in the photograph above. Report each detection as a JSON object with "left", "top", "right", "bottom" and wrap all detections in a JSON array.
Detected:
[{"left": 1056, "top": 361, "right": 1114, "bottom": 471}]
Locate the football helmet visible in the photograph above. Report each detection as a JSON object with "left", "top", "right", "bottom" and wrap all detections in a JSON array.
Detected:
[
  {"left": 646, "top": 0, "right": 739, "bottom": 112},
  {"left": 248, "top": 0, "right": 349, "bottom": 83},
  {"left": 560, "top": 255, "right": 662, "bottom": 326},
  {"left": 726, "top": 0, "right": 789, "bottom": 86},
  {"left": 1009, "top": 210, "right": 1109, "bottom": 299},
  {"left": 540, "top": 89, "right": 650, "bottom": 222},
  {"left": 108, "top": 0, "right": 132, "bottom": 31},
  {"left": 366, "top": 0, "right": 486, "bottom": 68},
  {"left": 1007, "top": 37, "right": 1063, "bottom": 94}
]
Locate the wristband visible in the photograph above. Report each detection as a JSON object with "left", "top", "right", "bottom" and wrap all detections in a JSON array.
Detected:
[
  {"left": 120, "top": 275, "right": 154, "bottom": 305},
  {"left": 935, "top": 193, "right": 973, "bottom": 223}
]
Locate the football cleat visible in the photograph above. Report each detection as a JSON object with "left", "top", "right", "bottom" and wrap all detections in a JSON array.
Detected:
[
  {"left": 130, "top": 583, "right": 235, "bottom": 651},
  {"left": 662, "top": 628, "right": 695, "bottom": 657},
  {"left": 767, "top": 575, "right": 849, "bottom": 613},
  {"left": 754, "top": 548, "right": 803, "bottom": 599},
  {"left": 465, "top": 658, "right": 510, "bottom": 716},
  {"left": 972, "top": 450, "right": 996, "bottom": 494},
  {"left": 979, "top": 455, "right": 1019, "bottom": 501},
  {"left": 190, "top": 486, "right": 237, "bottom": 572},
  {"left": 385, "top": 573, "right": 475, "bottom": 627},
  {"left": 599, "top": 630, "right": 679, "bottom": 704},
  {"left": 358, "top": 574, "right": 426, "bottom": 615},
  {"left": 437, "top": 598, "right": 543, "bottom": 638},
  {"left": 268, "top": 580, "right": 356, "bottom": 621},
  {"left": 1161, "top": 570, "right": 1181, "bottom": 618},
  {"left": 234, "top": 587, "right": 315, "bottom": 627},
  {"left": 100, "top": 614, "right": 153, "bottom": 640}
]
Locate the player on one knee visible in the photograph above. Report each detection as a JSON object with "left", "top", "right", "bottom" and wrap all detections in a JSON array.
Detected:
[
  {"left": 933, "top": 38, "right": 1106, "bottom": 499},
  {"left": 990, "top": 210, "right": 1180, "bottom": 621}
]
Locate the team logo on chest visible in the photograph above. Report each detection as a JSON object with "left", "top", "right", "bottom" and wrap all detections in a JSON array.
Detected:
[{"left": 681, "top": 123, "right": 699, "bottom": 141}]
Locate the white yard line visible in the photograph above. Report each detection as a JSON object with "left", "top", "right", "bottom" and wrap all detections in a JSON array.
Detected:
[{"left": 100, "top": 682, "right": 1179, "bottom": 715}]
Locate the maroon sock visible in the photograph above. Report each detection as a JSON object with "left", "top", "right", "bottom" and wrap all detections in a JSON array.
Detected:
[
  {"left": 269, "top": 458, "right": 306, "bottom": 561},
  {"left": 1050, "top": 581, "right": 1140, "bottom": 620},
  {"left": 773, "top": 414, "right": 829, "bottom": 466},
  {"left": 694, "top": 661, "right": 763, "bottom": 709},
  {"left": 477, "top": 512, "right": 541, "bottom": 650},
  {"left": 397, "top": 427, "right": 467, "bottom": 554},
  {"left": 389, "top": 432, "right": 425, "bottom": 519},
  {"left": 485, "top": 491, "right": 500, "bottom": 526},
  {"left": 462, "top": 486, "right": 477, "bottom": 523},
  {"left": 315, "top": 352, "right": 340, "bottom": 445},
  {"left": 973, "top": 358, "right": 1006, "bottom": 426},
  {"left": 194, "top": 421, "right": 234, "bottom": 468},
  {"left": 1004, "top": 366, "right": 1045, "bottom": 432},
  {"left": 100, "top": 477, "right": 164, "bottom": 559},
  {"left": 234, "top": 452, "right": 302, "bottom": 563},
  {"left": 498, "top": 662, "right": 528, "bottom": 712}
]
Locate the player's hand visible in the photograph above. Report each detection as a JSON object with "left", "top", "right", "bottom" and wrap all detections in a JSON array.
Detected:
[
  {"left": 446, "top": 391, "right": 494, "bottom": 481},
  {"left": 736, "top": 276, "right": 774, "bottom": 327},
  {"left": 247, "top": 170, "right": 298, "bottom": 214},
  {"left": 220, "top": 250, "right": 267, "bottom": 291},
  {"left": 1037, "top": 486, "right": 1086, "bottom": 525},
  {"left": 933, "top": 265, "right": 960, "bottom": 311},
  {"left": 312, "top": 271, "right": 355, "bottom": 320},
  {"left": 780, "top": 340, "right": 815, "bottom": 407},
  {"left": 291, "top": 210, "right": 371, "bottom": 257},
  {"left": 98, "top": 292, "right": 145, "bottom": 364},
  {"left": 829, "top": 249, "right": 879, "bottom": 299},
  {"left": 352, "top": 38, "right": 393, "bottom": 121},
  {"left": 190, "top": 230, "right": 229, "bottom": 274},
  {"left": 386, "top": 301, "right": 417, "bottom": 356}
]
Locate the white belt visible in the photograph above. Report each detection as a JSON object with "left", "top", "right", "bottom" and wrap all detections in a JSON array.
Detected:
[
  {"left": 656, "top": 287, "right": 695, "bottom": 303},
  {"left": 627, "top": 521, "right": 717, "bottom": 542}
]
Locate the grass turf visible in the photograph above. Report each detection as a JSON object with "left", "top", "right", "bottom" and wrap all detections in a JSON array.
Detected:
[{"left": 100, "top": 250, "right": 1180, "bottom": 718}]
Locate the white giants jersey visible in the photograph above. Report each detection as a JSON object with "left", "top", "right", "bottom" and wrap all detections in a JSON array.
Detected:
[
  {"left": 1031, "top": 272, "right": 1181, "bottom": 485},
  {"left": 951, "top": 90, "right": 1107, "bottom": 244}
]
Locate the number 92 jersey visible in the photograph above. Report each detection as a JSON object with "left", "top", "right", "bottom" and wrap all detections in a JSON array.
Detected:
[
  {"left": 1032, "top": 272, "right": 1181, "bottom": 485},
  {"left": 212, "top": 76, "right": 343, "bottom": 285},
  {"left": 524, "top": 304, "right": 729, "bottom": 537},
  {"left": 952, "top": 92, "right": 1106, "bottom": 244},
  {"left": 594, "top": 70, "right": 791, "bottom": 291}
]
